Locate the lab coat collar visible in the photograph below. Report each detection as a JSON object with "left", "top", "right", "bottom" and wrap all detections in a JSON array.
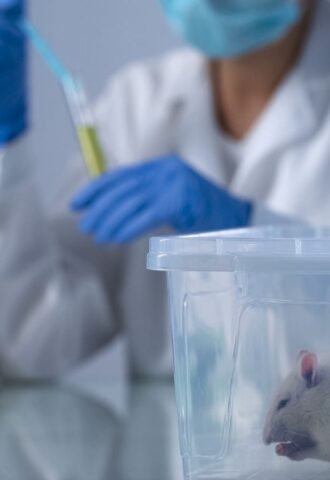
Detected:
[
  {"left": 149, "top": 48, "right": 228, "bottom": 181},
  {"left": 163, "top": 50, "right": 228, "bottom": 180},
  {"left": 233, "top": 0, "right": 330, "bottom": 181},
  {"left": 231, "top": 67, "right": 316, "bottom": 191},
  {"left": 137, "top": 48, "right": 207, "bottom": 159},
  {"left": 159, "top": 0, "right": 330, "bottom": 186},
  {"left": 159, "top": 42, "right": 316, "bottom": 186},
  {"left": 228, "top": 0, "right": 330, "bottom": 191},
  {"left": 162, "top": 0, "right": 330, "bottom": 128},
  {"left": 160, "top": 48, "right": 207, "bottom": 107}
]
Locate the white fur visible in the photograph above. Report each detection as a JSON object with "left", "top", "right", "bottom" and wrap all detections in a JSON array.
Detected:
[{"left": 263, "top": 353, "right": 330, "bottom": 463}]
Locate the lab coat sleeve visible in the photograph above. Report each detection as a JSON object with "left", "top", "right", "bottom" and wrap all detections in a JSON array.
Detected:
[
  {"left": 45, "top": 168, "right": 127, "bottom": 379},
  {"left": 0, "top": 135, "right": 120, "bottom": 379},
  {"left": 0, "top": 55, "right": 185, "bottom": 379}
]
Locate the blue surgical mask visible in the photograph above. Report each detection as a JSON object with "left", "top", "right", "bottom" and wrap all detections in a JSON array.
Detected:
[{"left": 160, "top": 0, "right": 302, "bottom": 58}]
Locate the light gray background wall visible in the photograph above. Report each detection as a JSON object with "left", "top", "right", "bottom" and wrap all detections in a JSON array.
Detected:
[{"left": 29, "top": 0, "right": 180, "bottom": 205}]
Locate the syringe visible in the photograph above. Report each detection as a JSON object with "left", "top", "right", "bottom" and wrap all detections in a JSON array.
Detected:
[
  {"left": 20, "top": 19, "right": 107, "bottom": 177},
  {"left": 62, "top": 77, "right": 106, "bottom": 177}
]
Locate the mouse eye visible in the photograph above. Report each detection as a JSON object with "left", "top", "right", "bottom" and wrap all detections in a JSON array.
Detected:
[{"left": 277, "top": 398, "right": 290, "bottom": 411}]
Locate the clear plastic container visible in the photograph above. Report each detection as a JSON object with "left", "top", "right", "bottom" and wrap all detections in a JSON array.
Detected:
[{"left": 147, "top": 227, "right": 330, "bottom": 480}]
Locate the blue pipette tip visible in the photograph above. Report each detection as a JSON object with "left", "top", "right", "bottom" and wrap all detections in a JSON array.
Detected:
[
  {"left": 20, "top": 18, "right": 72, "bottom": 86},
  {"left": 62, "top": 75, "right": 81, "bottom": 94}
]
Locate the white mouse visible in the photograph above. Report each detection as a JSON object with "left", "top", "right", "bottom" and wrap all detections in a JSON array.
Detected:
[{"left": 263, "top": 350, "right": 330, "bottom": 463}]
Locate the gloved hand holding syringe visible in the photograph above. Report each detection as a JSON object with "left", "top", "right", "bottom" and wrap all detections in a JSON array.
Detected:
[{"left": 20, "top": 19, "right": 107, "bottom": 177}]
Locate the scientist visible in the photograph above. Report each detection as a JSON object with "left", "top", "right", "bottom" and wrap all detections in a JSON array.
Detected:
[{"left": 0, "top": 0, "right": 329, "bottom": 378}]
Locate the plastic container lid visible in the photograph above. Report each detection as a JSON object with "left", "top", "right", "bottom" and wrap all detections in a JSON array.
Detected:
[{"left": 147, "top": 226, "right": 330, "bottom": 273}]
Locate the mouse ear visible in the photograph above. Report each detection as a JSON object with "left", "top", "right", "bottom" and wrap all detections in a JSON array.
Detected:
[
  {"left": 297, "top": 350, "right": 309, "bottom": 360},
  {"left": 300, "top": 352, "right": 318, "bottom": 388}
]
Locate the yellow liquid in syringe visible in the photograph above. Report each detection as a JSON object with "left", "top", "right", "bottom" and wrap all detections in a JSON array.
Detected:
[{"left": 77, "top": 126, "right": 107, "bottom": 177}]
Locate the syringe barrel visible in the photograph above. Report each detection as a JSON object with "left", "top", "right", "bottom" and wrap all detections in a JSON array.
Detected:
[{"left": 63, "top": 78, "right": 107, "bottom": 177}]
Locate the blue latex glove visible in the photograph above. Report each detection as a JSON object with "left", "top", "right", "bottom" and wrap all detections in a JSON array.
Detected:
[
  {"left": 0, "top": 0, "right": 27, "bottom": 145},
  {"left": 71, "top": 156, "right": 253, "bottom": 244}
]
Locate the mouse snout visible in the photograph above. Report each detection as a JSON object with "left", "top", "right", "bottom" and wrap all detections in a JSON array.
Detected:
[
  {"left": 263, "top": 428, "right": 273, "bottom": 445},
  {"left": 263, "top": 418, "right": 278, "bottom": 445}
]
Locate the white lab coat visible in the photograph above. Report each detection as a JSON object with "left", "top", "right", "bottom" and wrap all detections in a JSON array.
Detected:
[{"left": 1, "top": 0, "right": 330, "bottom": 379}]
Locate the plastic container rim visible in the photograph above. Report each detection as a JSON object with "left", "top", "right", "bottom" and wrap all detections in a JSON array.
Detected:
[{"left": 147, "top": 226, "right": 330, "bottom": 272}]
